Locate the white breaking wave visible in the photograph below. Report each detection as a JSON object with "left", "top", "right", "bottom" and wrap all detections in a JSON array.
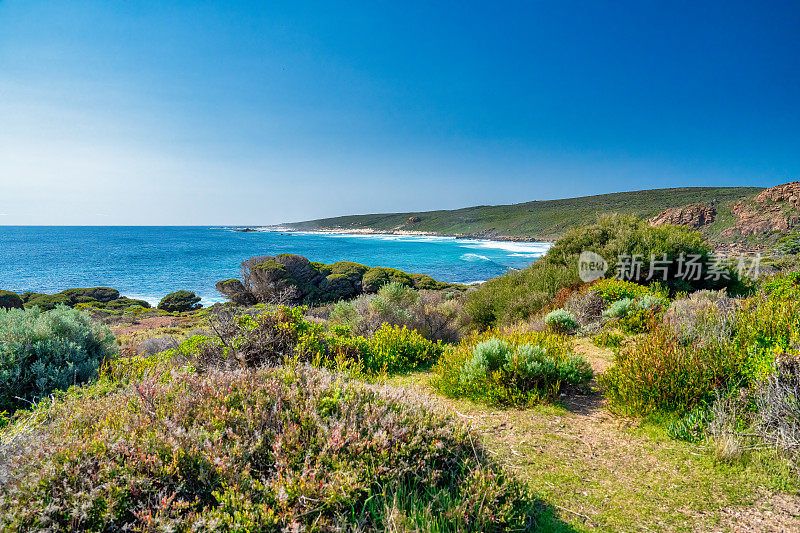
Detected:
[
  {"left": 459, "top": 240, "right": 552, "bottom": 254},
  {"left": 460, "top": 253, "right": 491, "bottom": 262},
  {"left": 276, "top": 230, "right": 553, "bottom": 253}
]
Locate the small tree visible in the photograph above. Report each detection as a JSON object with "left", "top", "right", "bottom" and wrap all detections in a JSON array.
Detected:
[
  {"left": 0, "top": 290, "right": 23, "bottom": 310},
  {"left": 158, "top": 290, "right": 202, "bottom": 312}
]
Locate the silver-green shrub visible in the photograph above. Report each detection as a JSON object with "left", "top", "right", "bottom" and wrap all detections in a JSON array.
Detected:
[
  {"left": 460, "top": 338, "right": 511, "bottom": 383},
  {"left": 544, "top": 309, "right": 579, "bottom": 333},
  {"left": 602, "top": 298, "right": 635, "bottom": 319},
  {"left": 0, "top": 305, "right": 116, "bottom": 412}
]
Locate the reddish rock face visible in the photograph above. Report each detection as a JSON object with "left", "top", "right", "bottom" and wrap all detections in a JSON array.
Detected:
[
  {"left": 648, "top": 203, "right": 716, "bottom": 229},
  {"left": 723, "top": 181, "right": 800, "bottom": 238}
]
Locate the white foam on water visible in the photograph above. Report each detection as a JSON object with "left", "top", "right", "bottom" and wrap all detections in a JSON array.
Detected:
[
  {"left": 460, "top": 253, "right": 491, "bottom": 262},
  {"left": 458, "top": 240, "right": 552, "bottom": 254}
]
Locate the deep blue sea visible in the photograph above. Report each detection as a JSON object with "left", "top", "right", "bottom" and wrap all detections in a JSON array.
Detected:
[{"left": 0, "top": 227, "right": 551, "bottom": 305}]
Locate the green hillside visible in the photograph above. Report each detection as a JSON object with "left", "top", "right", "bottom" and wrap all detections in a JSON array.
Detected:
[{"left": 281, "top": 187, "right": 763, "bottom": 240}]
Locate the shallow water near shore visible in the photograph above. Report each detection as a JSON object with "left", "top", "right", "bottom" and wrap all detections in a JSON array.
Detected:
[{"left": 0, "top": 227, "right": 551, "bottom": 305}]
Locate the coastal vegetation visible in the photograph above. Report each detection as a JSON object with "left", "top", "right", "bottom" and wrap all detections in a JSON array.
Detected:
[
  {"left": 465, "top": 214, "right": 741, "bottom": 329},
  {"left": 157, "top": 290, "right": 202, "bottom": 312},
  {"left": 14, "top": 287, "right": 151, "bottom": 312},
  {"left": 216, "top": 253, "right": 463, "bottom": 306},
  {"left": 2, "top": 210, "right": 800, "bottom": 529},
  {"left": 282, "top": 185, "right": 762, "bottom": 241},
  {"left": 0, "top": 306, "right": 116, "bottom": 413}
]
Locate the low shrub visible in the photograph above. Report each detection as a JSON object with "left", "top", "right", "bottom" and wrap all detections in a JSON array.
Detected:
[
  {"left": 137, "top": 335, "right": 180, "bottom": 356},
  {"left": 20, "top": 287, "right": 143, "bottom": 311},
  {"left": 0, "top": 306, "right": 116, "bottom": 413},
  {"left": 158, "top": 290, "right": 202, "bottom": 312},
  {"left": 733, "top": 289, "right": 800, "bottom": 383},
  {"left": 226, "top": 254, "right": 462, "bottom": 306},
  {"left": 602, "top": 273, "right": 800, "bottom": 417},
  {"left": 328, "top": 282, "right": 468, "bottom": 343},
  {"left": 0, "top": 291, "right": 23, "bottom": 311},
  {"left": 617, "top": 307, "right": 657, "bottom": 334},
  {"left": 544, "top": 309, "right": 579, "bottom": 334},
  {"left": 599, "top": 325, "right": 742, "bottom": 416},
  {"left": 664, "top": 290, "right": 735, "bottom": 347},
  {"left": 637, "top": 293, "right": 669, "bottom": 311},
  {"left": 366, "top": 323, "right": 441, "bottom": 374},
  {"left": 592, "top": 330, "right": 624, "bottom": 349},
  {"left": 182, "top": 306, "right": 439, "bottom": 377},
  {"left": 433, "top": 332, "right": 592, "bottom": 406},
  {"left": 593, "top": 278, "right": 656, "bottom": 302},
  {"left": 0, "top": 365, "right": 540, "bottom": 531},
  {"left": 752, "top": 354, "right": 800, "bottom": 461},
  {"left": 361, "top": 266, "right": 412, "bottom": 292},
  {"left": 467, "top": 214, "right": 736, "bottom": 328},
  {"left": 563, "top": 288, "right": 605, "bottom": 327},
  {"left": 602, "top": 298, "right": 635, "bottom": 319},
  {"left": 762, "top": 271, "right": 800, "bottom": 299},
  {"left": 667, "top": 407, "right": 709, "bottom": 443}
]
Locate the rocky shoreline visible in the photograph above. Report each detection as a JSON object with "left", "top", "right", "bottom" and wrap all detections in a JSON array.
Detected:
[{"left": 237, "top": 226, "right": 543, "bottom": 243}]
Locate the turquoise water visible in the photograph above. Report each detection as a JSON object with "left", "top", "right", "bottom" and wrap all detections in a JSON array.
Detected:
[{"left": 0, "top": 227, "right": 551, "bottom": 305}]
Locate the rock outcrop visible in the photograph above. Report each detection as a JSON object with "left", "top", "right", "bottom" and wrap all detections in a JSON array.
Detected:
[
  {"left": 722, "top": 181, "right": 800, "bottom": 238},
  {"left": 648, "top": 203, "right": 716, "bottom": 229}
]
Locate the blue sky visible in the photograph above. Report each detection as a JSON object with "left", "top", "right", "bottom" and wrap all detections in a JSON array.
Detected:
[{"left": 1, "top": 1, "right": 798, "bottom": 225}]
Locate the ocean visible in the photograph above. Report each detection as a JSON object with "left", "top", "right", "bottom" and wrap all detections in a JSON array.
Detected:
[{"left": 0, "top": 227, "right": 551, "bottom": 305}]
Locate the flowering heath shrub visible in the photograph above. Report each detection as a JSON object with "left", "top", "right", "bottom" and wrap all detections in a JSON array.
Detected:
[{"left": 0, "top": 365, "right": 538, "bottom": 531}]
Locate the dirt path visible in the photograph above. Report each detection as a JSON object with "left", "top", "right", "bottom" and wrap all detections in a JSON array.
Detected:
[{"left": 393, "top": 339, "right": 800, "bottom": 532}]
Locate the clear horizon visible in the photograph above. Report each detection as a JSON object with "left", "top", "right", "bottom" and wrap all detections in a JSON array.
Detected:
[{"left": 1, "top": 1, "right": 798, "bottom": 225}]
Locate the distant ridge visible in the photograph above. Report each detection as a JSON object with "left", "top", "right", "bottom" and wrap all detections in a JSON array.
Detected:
[{"left": 280, "top": 186, "right": 764, "bottom": 242}]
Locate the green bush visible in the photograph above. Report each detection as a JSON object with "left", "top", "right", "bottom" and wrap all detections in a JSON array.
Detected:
[
  {"left": 637, "top": 293, "right": 668, "bottom": 311},
  {"left": 593, "top": 278, "right": 655, "bottom": 302},
  {"left": 367, "top": 323, "right": 441, "bottom": 374},
  {"left": 22, "top": 293, "right": 71, "bottom": 311},
  {"left": 362, "top": 266, "right": 412, "bottom": 293},
  {"left": 0, "top": 306, "right": 116, "bottom": 413},
  {"left": 775, "top": 232, "right": 800, "bottom": 255},
  {"left": 227, "top": 255, "right": 460, "bottom": 306},
  {"left": 592, "top": 329, "right": 624, "bottom": 348},
  {"left": 602, "top": 298, "right": 635, "bottom": 319},
  {"left": 617, "top": 307, "right": 656, "bottom": 334},
  {"left": 459, "top": 338, "right": 511, "bottom": 384},
  {"left": 58, "top": 287, "right": 120, "bottom": 304},
  {"left": 158, "top": 290, "right": 202, "bottom": 312},
  {"left": 179, "top": 305, "right": 440, "bottom": 377},
  {"left": 327, "top": 282, "right": 468, "bottom": 343},
  {"left": 667, "top": 407, "right": 709, "bottom": 443},
  {"left": 467, "top": 214, "right": 732, "bottom": 328},
  {"left": 101, "top": 297, "right": 152, "bottom": 310},
  {"left": 0, "top": 291, "right": 23, "bottom": 310},
  {"left": 0, "top": 365, "right": 539, "bottom": 531},
  {"left": 433, "top": 332, "right": 592, "bottom": 406},
  {"left": 599, "top": 325, "right": 741, "bottom": 416},
  {"left": 18, "top": 288, "right": 148, "bottom": 311},
  {"left": 762, "top": 271, "right": 800, "bottom": 300},
  {"left": 544, "top": 309, "right": 579, "bottom": 334}
]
